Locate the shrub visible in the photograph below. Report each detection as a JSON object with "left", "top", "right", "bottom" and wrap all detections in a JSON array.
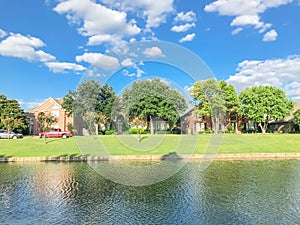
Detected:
[
  {"left": 227, "top": 125, "right": 234, "bottom": 133},
  {"left": 105, "top": 130, "right": 115, "bottom": 135},
  {"left": 205, "top": 128, "right": 212, "bottom": 134}
]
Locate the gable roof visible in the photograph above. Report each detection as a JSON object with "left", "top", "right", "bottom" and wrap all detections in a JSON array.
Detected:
[{"left": 28, "top": 97, "right": 63, "bottom": 113}]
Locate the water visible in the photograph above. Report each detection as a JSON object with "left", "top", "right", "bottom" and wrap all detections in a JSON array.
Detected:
[{"left": 0, "top": 160, "right": 299, "bottom": 224}]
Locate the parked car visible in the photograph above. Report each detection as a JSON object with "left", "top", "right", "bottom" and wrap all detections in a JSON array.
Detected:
[
  {"left": 39, "top": 128, "right": 73, "bottom": 138},
  {"left": 0, "top": 130, "right": 23, "bottom": 139}
]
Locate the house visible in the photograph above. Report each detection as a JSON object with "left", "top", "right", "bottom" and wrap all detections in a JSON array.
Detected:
[
  {"left": 180, "top": 108, "right": 248, "bottom": 134},
  {"left": 268, "top": 102, "right": 300, "bottom": 133},
  {"left": 180, "top": 108, "right": 212, "bottom": 134},
  {"left": 27, "top": 97, "right": 74, "bottom": 135}
]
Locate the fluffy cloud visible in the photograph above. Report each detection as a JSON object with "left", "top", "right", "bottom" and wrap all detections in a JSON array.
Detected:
[
  {"left": 103, "top": 0, "right": 174, "bottom": 29},
  {"left": 121, "top": 58, "right": 135, "bottom": 67},
  {"left": 0, "top": 33, "right": 55, "bottom": 62},
  {"left": 174, "top": 11, "right": 197, "bottom": 23},
  {"left": 142, "top": 47, "right": 165, "bottom": 58},
  {"left": 18, "top": 99, "right": 45, "bottom": 111},
  {"left": 0, "top": 28, "right": 7, "bottom": 38},
  {"left": 45, "top": 62, "right": 86, "bottom": 73},
  {"left": 54, "top": 0, "right": 141, "bottom": 42},
  {"left": 204, "top": 0, "right": 292, "bottom": 39},
  {"left": 179, "top": 33, "right": 196, "bottom": 43},
  {"left": 76, "top": 52, "right": 120, "bottom": 70},
  {"left": 263, "top": 29, "right": 278, "bottom": 42},
  {"left": 227, "top": 55, "right": 300, "bottom": 100},
  {"left": 87, "top": 34, "right": 123, "bottom": 46},
  {"left": 171, "top": 23, "right": 196, "bottom": 32}
]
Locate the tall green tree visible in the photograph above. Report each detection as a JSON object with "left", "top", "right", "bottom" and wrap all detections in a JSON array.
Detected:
[
  {"left": 62, "top": 80, "right": 116, "bottom": 134},
  {"left": 238, "top": 86, "right": 294, "bottom": 133},
  {"left": 293, "top": 109, "right": 300, "bottom": 131},
  {"left": 122, "top": 79, "right": 187, "bottom": 134},
  {"left": 220, "top": 80, "right": 240, "bottom": 132},
  {"left": 0, "top": 95, "right": 28, "bottom": 139},
  {"left": 190, "top": 78, "right": 226, "bottom": 133}
]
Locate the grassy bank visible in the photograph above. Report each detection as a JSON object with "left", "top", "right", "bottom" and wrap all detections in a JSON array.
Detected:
[{"left": 0, "top": 134, "right": 299, "bottom": 158}]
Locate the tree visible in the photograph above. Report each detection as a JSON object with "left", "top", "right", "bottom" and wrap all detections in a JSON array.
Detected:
[
  {"left": 293, "top": 109, "right": 300, "bottom": 131},
  {"left": 37, "top": 112, "right": 58, "bottom": 144},
  {"left": 238, "top": 86, "right": 294, "bottom": 133},
  {"left": 0, "top": 95, "right": 28, "bottom": 140},
  {"left": 220, "top": 80, "right": 240, "bottom": 132},
  {"left": 190, "top": 78, "right": 226, "bottom": 133},
  {"left": 122, "top": 79, "right": 187, "bottom": 135},
  {"left": 62, "top": 80, "right": 116, "bottom": 134}
]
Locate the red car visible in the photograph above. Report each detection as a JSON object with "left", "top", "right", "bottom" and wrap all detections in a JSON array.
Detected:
[{"left": 39, "top": 128, "right": 73, "bottom": 138}]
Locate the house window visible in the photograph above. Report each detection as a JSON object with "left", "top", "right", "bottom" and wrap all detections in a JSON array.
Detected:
[{"left": 51, "top": 106, "right": 59, "bottom": 118}]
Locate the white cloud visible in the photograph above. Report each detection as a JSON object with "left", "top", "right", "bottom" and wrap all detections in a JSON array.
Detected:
[
  {"left": 121, "top": 58, "right": 135, "bottom": 67},
  {"left": 204, "top": 0, "right": 292, "bottom": 38},
  {"left": 45, "top": 62, "right": 86, "bottom": 73},
  {"left": 179, "top": 33, "right": 196, "bottom": 43},
  {"left": 85, "top": 68, "right": 104, "bottom": 77},
  {"left": 123, "top": 69, "right": 135, "bottom": 77},
  {"left": 263, "top": 29, "right": 278, "bottom": 42},
  {"left": 123, "top": 67, "right": 144, "bottom": 78},
  {"left": 142, "top": 47, "right": 165, "bottom": 58},
  {"left": 0, "top": 28, "right": 7, "bottom": 38},
  {"left": 18, "top": 99, "right": 45, "bottom": 111},
  {"left": 53, "top": 0, "right": 141, "bottom": 43},
  {"left": 171, "top": 23, "right": 195, "bottom": 32},
  {"left": 174, "top": 11, "right": 197, "bottom": 23},
  {"left": 232, "top": 27, "right": 243, "bottom": 35},
  {"left": 87, "top": 34, "right": 124, "bottom": 46},
  {"left": 227, "top": 55, "right": 300, "bottom": 100},
  {"left": 76, "top": 52, "right": 120, "bottom": 70},
  {"left": 102, "top": 0, "right": 174, "bottom": 29},
  {"left": 0, "top": 33, "right": 55, "bottom": 62}
]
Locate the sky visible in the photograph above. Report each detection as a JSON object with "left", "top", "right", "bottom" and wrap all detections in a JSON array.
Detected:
[{"left": 0, "top": 0, "right": 300, "bottom": 111}]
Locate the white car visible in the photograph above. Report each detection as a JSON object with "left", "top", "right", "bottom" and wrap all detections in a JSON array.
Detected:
[{"left": 0, "top": 130, "right": 23, "bottom": 139}]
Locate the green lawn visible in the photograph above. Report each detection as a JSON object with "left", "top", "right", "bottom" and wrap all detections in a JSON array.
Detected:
[{"left": 0, "top": 134, "right": 299, "bottom": 158}]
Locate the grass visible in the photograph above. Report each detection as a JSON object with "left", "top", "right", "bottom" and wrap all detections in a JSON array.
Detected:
[{"left": 0, "top": 134, "right": 299, "bottom": 158}]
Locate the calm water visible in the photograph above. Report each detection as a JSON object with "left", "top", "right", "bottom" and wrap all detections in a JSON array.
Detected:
[{"left": 0, "top": 160, "right": 299, "bottom": 224}]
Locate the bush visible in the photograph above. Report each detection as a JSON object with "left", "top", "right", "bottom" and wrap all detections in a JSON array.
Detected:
[
  {"left": 205, "top": 128, "right": 212, "bottom": 134},
  {"left": 105, "top": 130, "right": 115, "bottom": 135},
  {"left": 129, "top": 128, "right": 150, "bottom": 134}
]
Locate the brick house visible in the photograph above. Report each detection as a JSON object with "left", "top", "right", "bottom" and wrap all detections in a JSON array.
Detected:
[
  {"left": 28, "top": 97, "right": 74, "bottom": 135},
  {"left": 180, "top": 108, "right": 248, "bottom": 134}
]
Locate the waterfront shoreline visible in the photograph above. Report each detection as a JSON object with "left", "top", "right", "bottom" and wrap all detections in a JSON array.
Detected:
[{"left": 1, "top": 153, "right": 300, "bottom": 163}]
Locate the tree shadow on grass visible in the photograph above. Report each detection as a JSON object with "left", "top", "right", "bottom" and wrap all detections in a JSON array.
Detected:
[
  {"left": 44, "top": 138, "right": 66, "bottom": 144},
  {"left": 161, "top": 152, "right": 183, "bottom": 161},
  {"left": 0, "top": 155, "right": 12, "bottom": 162}
]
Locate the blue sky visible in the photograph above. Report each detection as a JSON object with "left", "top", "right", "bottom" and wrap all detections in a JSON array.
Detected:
[{"left": 0, "top": 0, "right": 300, "bottom": 110}]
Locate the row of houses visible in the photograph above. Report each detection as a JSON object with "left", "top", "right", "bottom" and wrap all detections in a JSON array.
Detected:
[{"left": 25, "top": 97, "right": 300, "bottom": 135}]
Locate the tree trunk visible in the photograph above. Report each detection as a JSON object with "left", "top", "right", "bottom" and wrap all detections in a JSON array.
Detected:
[
  {"left": 258, "top": 122, "right": 266, "bottom": 134},
  {"left": 7, "top": 127, "right": 11, "bottom": 141},
  {"left": 150, "top": 116, "right": 154, "bottom": 135}
]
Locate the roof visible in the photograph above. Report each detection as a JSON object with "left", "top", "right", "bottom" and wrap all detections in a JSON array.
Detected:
[{"left": 28, "top": 97, "right": 64, "bottom": 113}]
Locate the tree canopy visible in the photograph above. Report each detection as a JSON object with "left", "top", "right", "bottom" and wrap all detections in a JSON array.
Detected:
[
  {"left": 121, "top": 79, "right": 187, "bottom": 134},
  {"left": 0, "top": 94, "right": 28, "bottom": 138},
  {"left": 238, "top": 86, "right": 294, "bottom": 133},
  {"left": 293, "top": 109, "right": 300, "bottom": 125},
  {"left": 62, "top": 80, "right": 116, "bottom": 134},
  {"left": 190, "top": 78, "right": 226, "bottom": 133}
]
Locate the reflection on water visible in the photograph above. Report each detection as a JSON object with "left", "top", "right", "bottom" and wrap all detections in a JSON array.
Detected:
[{"left": 0, "top": 160, "right": 299, "bottom": 224}]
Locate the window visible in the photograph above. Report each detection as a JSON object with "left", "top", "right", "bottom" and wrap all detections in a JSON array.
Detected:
[{"left": 51, "top": 106, "right": 59, "bottom": 118}]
